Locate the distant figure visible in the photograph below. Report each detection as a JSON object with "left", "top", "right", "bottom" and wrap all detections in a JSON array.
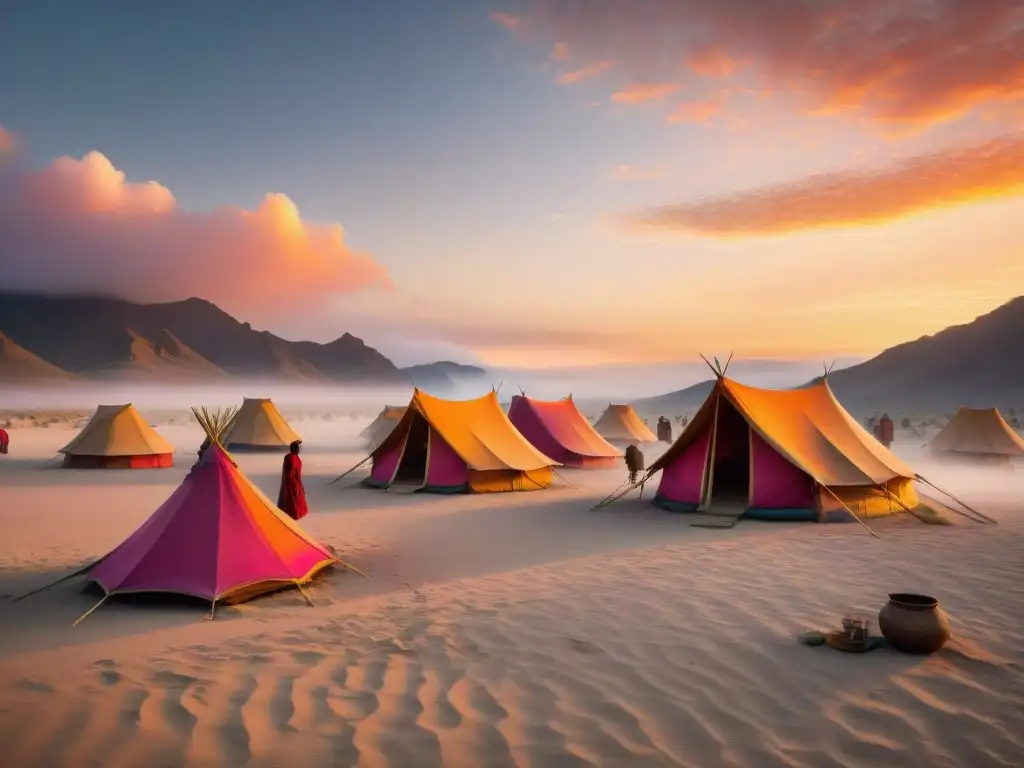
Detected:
[
  {"left": 624, "top": 442, "right": 645, "bottom": 485},
  {"left": 277, "top": 440, "right": 308, "bottom": 520},
  {"left": 878, "top": 412, "right": 894, "bottom": 449},
  {"left": 0, "top": 428, "right": 8, "bottom": 454},
  {"left": 657, "top": 416, "right": 672, "bottom": 443}
]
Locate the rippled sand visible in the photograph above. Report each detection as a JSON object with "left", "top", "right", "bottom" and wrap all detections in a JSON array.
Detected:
[{"left": 1, "top": 415, "right": 1022, "bottom": 767}]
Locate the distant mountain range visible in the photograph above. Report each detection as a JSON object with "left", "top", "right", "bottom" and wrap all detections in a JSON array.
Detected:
[
  {"left": 634, "top": 297, "right": 1024, "bottom": 416},
  {"left": 0, "top": 292, "right": 480, "bottom": 386}
]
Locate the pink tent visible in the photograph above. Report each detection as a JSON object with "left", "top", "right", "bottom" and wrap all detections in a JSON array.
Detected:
[
  {"left": 84, "top": 443, "right": 337, "bottom": 616},
  {"left": 508, "top": 394, "right": 622, "bottom": 469}
]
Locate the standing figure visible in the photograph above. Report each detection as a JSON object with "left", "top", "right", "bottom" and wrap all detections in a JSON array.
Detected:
[
  {"left": 624, "top": 442, "right": 645, "bottom": 485},
  {"left": 657, "top": 416, "right": 672, "bottom": 443},
  {"left": 0, "top": 427, "right": 8, "bottom": 454},
  {"left": 878, "top": 412, "right": 894, "bottom": 449},
  {"left": 277, "top": 440, "right": 308, "bottom": 520}
]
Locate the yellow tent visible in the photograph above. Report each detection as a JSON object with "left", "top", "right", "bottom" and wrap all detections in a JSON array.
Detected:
[
  {"left": 647, "top": 377, "right": 919, "bottom": 521},
  {"left": 222, "top": 397, "right": 301, "bottom": 450},
  {"left": 361, "top": 405, "right": 407, "bottom": 450},
  {"left": 594, "top": 404, "right": 658, "bottom": 443},
  {"left": 364, "top": 389, "right": 558, "bottom": 493},
  {"left": 60, "top": 404, "right": 175, "bottom": 468},
  {"left": 929, "top": 407, "right": 1024, "bottom": 463}
]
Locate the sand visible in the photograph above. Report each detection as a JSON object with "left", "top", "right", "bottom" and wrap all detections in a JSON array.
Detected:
[{"left": 1, "top": 410, "right": 1023, "bottom": 768}]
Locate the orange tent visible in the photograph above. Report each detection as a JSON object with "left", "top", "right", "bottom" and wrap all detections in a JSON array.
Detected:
[
  {"left": 222, "top": 397, "right": 301, "bottom": 450},
  {"left": 928, "top": 407, "right": 1024, "bottom": 463},
  {"left": 593, "top": 404, "right": 658, "bottom": 444},
  {"left": 647, "top": 377, "right": 919, "bottom": 521},
  {"left": 59, "top": 404, "right": 174, "bottom": 468},
  {"left": 364, "top": 389, "right": 558, "bottom": 493}
]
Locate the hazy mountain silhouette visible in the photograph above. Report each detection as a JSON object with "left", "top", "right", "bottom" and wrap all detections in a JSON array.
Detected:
[
  {"left": 0, "top": 330, "right": 78, "bottom": 381},
  {"left": 0, "top": 292, "right": 404, "bottom": 383}
]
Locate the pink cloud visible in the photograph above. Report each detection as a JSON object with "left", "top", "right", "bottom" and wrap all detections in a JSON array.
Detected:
[
  {"left": 666, "top": 100, "right": 721, "bottom": 124},
  {"left": 0, "top": 148, "right": 391, "bottom": 320},
  {"left": 556, "top": 60, "right": 613, "bottom": 85},
  {"left": 612, "top": 164, "right": 668, "bottom": 181},
  {"left": 516, "top": 0, "right": 1024, "bottom": 131},
  {"left": 0, "top": 124, "right": 15, "bottom": 158},
  {"left": 610, "top": 83, "right": 680, "bottom": 104},
  {"left": 633, "top": 134, "right": 1024, "bottom": 236},
  {"left": 490, "top": 12, "right": 521, "bottom": 31}
]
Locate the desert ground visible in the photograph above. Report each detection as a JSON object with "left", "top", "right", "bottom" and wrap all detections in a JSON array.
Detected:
[{"left": 1, "top": 406, "right": 1022, "bottom": 768}]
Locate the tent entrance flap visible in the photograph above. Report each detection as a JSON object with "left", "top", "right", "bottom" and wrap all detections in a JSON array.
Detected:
[
  {"left": 393, "top": 413, "right": 429, "bottom": 486},
  {"left": 706, "top": 396, "right": 750, "bottom": 506}
]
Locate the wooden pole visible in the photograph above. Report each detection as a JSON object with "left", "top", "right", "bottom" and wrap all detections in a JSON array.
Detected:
[
  {"left": 12, "top": 557, "right": 105, "bottom": 602},
  {"left": 819, "top": 484, "right": 881, "bottom": 538},
  {"left": 915, "top": 474, "right": 996, "bottom": 524},
  {"left": 330, "top": 454, "right": 372, "bottom": 484}
]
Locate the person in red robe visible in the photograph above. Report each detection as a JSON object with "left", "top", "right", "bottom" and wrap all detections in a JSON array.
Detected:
[
  {"left": 0, "top": 428, "right": 9, "bottom": 454},
  {"left": 277, "top": 440, "right": 308, "bottom": 520}
]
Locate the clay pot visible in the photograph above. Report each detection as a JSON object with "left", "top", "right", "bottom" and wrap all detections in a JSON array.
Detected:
[{"left": 878, "top": 593, "right": 951, "bottom": 654}]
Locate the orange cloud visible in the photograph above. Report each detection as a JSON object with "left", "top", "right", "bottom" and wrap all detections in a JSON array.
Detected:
[
  {"left": 490, "top": 12, "right": 521, "bottom": 31},
  {"left": 0, "top": 124, "right": 14, "bottom": 158},
  {"left": 0, "top": 149, "right": 390, "bottom": 318},
  {"left": 666, "top": 100, "right": 721, "bottom": 124},
  {"left": 612, "top": 164, "right": 667, "bottom": 181},
  {"left": 633, "top": 134, "right": 1024, "bottom": 236},
  {"left": 516, "top": 0, "right": 1024, "bottom": 130},
  {"left": 610, "top": 83, "right": 680, "bottom": 104},
  {"left": 556, "top": 60, "right": 612, "bottom": 85},
  {"left": 551, "top": 42, "right": 570, "bottom": 61}
]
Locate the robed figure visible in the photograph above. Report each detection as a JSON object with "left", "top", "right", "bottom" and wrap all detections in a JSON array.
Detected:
[
  {"left": 0, "top": 428, "right": 8, "bottom": 454},
  {"left": 277, "top": 440, "right": 308, "bottom": 520}
]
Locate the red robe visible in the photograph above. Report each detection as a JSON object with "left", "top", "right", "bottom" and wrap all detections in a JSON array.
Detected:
[
  {"left": 277, "top": 453, "right": 308, "bottom": 520},
  {"left": 0, "top": 428, "right": 8, "bottom": 454}
]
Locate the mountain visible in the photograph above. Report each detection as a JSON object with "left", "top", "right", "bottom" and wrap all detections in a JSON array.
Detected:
[
  {"left": 825, "top": 297, "right": 1024, "bottom": 413},
  {"left": 0, "top": 292, "right": 405, "bottom": 383},
  {"left": 633, "top": 379, "right": 715, "bottom": 417},
  {"left": 0, "top": 331, "right": 78, "bottom": 381},
  {"left": 399, "top": 361, "right": 488, "bottom": 393}
]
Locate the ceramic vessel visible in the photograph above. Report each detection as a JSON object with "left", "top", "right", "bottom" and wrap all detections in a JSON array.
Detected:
[{"left": 878, "top": 593, "right": 951, "bottom": 654}]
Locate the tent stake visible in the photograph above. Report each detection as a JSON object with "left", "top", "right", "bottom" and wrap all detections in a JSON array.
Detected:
[
  {"left": 296, "top": 583, "right": 316, "bottom": 607},
  {"left": 331, "top": 454, "right": 371, "bottom": 484},
  {"left": 208, "top": 600, "right": 217, "bottom": 620},
  {"left": 72, "top": 595, "right": 108, "bottom": 627},
  {"left": 819, "top": 484, "right": 881, "bottom": 538},
  {"left": 915, "top": 475, "right": 995, "bottom": 524},
  {"left": 335, "top": 556, "right": 371, "bottom": 580}
]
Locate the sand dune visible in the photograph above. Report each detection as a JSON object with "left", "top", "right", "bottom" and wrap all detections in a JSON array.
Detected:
[{"left": 1, "top": 414, "right": 1022, "bottom": 767}]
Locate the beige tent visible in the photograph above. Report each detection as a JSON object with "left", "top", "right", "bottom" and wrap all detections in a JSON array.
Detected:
[
  {"left": 361, "top": 405, "right": 406, "bottom": 450},
  {"left": 928, "top": 407, "right": 1024, "bottom": 463},
  {"left": 594, "top": 404, "right": 658, "bottom": 443},
  {"left": 60, "top": 404, "right": 175, "bottom": 468},
  {"left": 222, "top": 397, "right": 301, "bottom": 450}
]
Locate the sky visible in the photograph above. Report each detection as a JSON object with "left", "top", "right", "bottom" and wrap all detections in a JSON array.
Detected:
[{"left": 1, "top": 0, "right": 1022, "bottom": 370}]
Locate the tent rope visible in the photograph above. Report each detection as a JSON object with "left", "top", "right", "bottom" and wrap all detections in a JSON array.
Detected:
[
  {"left": 915, "top": 474, "right": 995, "bottom": 524},
  {"left": 917, "top": 491, "right": 989, "bottom": 525},
  {"left": 331, "top": 454, "right": 372, "bottom": 484},
  {"left": 818, "top": 484, "right": 881, "bottom": 538},
  {"left": 72, "top": 595, "right": 108, "bottom": 627},
  {"left": 11, "top": 556, "right": 107, "bottom": 602}
]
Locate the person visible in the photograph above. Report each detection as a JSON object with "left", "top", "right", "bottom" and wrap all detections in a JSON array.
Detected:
[
  {"left": 624, "top": 442, "right": 644, "bottom": 485},
  {"left": 0, "top": 427, "right": 8, "bottom": 455},
  {"left": 277, "top": 440, "right": 308, "bottom": 520},
  {"left": 878, "top": 412, "right": 894, "bottom": 449},
  {"left": 657, "top": 416, "right": 672, "bottom": 443}
]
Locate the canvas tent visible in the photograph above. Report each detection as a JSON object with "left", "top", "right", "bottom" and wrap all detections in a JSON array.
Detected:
[
  {"left": 364, "top": 389, "right": 559, "bottom": 493},
  {"left": 508, "top": 394, "right": 622, "bottom": 469},
  {"left": 59, "top": 404, "right": 175, "bottom": 468},
  {"left": 361, "top": 405, "right": 407, "bottom": 450},
  {"left": 646, "top": 376, "right": 920, "bottom": 521},
  {"left": 222, "top": 397, "right": 301, "bottom": 450},
  {"left": 594, "top": 404, "right": 658, "bottom": 444},
  {"left": 76, "top": 414, "right": 340, "bottom": 619},
  {"left": 928, "top": 407, "right": 1024, "bottom": 463}
]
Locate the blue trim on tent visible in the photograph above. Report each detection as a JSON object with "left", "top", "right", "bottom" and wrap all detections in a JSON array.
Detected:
[
  {"left": 652, "top": 493, "right": 700, "bottom": 513},
  {"left": 360, "top": 477, "right": 469, "bottom": 494},
  {"left": 652, "top": 493, "right": 819, "bottom": 521}
]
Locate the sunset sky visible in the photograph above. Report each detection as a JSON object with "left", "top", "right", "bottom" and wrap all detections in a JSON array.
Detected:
[{"left": 1, "top": 1, "right": 1021, "bottom": 369}]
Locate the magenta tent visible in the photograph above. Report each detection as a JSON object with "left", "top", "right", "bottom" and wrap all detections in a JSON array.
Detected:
[
  {"left": 79, "top": 442, "right": 339, "bottom": 621},
  {"left": 508, "top": 394, "right": 622, "bottom": 469}
]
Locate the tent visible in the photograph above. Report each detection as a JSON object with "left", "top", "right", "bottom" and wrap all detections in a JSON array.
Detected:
[
  {"left": 928, "top": 407, "right": 1024, "bottom": 464},
  {"left": 593, "top": 404, "right": 658, "bottom": 444},
  {"left": 508, "top": 394, "right": 622, "bottom": 469},
  {"left": 59, "top": 404, "right": 175, "bottom": 468},
  {"left": 361, "top": 405, "right": 407, "bottom": 450},
  {"left": 363, "top": 389, "right": 559, "bottom": 493},
  {"left": 78, "top": 414, "right": 341, "bottom": 619},
  {"left": 221, "top": 397, "right": 301, "bottom": 450},
  {"left": 646, "top": 376, "right": 920, "bottom": 522}
]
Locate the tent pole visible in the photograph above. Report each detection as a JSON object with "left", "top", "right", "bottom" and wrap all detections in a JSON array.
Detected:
[
  {"left": 550, "top": 468, "right": 578, "bottom": 488},
  {"left": 876, "top": 484, "right": 935, "bottom": 525},
  {"left": 330, "top": 454, "right": 372, "bottom": 484},
  {"left": 820, "top": 485, "right": 881, "bottom": 539},
  {"left": 917, "top": 491, "right": 989, "bottom": 525},
  {"left": 208, "top": 600, "right": 217, "bottom": 620},
  {"left": 334, "top": 556, "right": 371, "bottom": 580},
  {"left": 591, "top": 475, "right": 648, "bottom": 510},
  {"left": 915, "top": 475, "right": 996, "bottom": 524},
  {"left": 72, "top": 595, "right": 108, "bottom": 627},
  {"left": 295, "top": 582, "right": 316, "bottom": 607}
]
